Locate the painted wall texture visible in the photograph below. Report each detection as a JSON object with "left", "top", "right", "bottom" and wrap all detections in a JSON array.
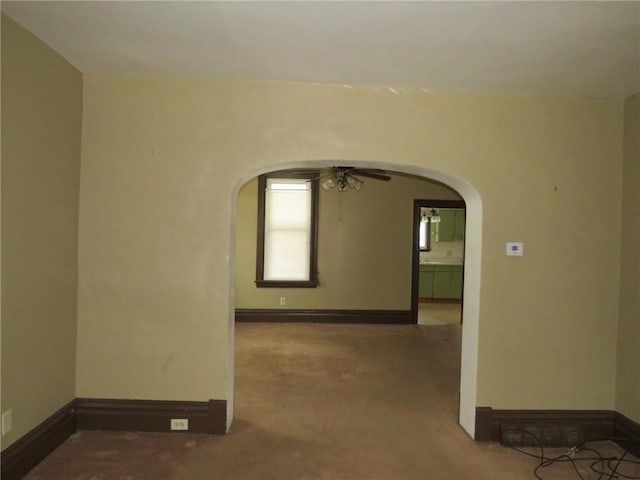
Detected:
[
  {"left": 77, "top": 73, "right": 623, "bottom": 416},
  {"left": 3, "top": 15, "right": 638, "bottom": 448},
  {"left": 235, "top": 174, "right": 461, "bottom": 310},
  {"left": 616, "top": 93, "right": 640, "bottom": 423},
  {"left": 1, "top": 15, "right": 82, "bottom": 447}
]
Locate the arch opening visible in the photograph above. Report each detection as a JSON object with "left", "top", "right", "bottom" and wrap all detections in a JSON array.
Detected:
[{"left": 228, "top": 159, "right": 482, "bottom": 438}]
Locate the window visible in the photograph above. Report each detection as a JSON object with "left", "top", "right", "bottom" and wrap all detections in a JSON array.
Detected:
[
  {"left": 419, "top": 216, "right": 431, "bottom": 251},
  {"left": 256, "top": 174, "right": 319, "bottom": 287}
]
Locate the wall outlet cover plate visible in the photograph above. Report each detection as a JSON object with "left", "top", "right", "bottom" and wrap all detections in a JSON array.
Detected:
[{"left": 170, "top": 418, "right": 188, "bottom": 431}]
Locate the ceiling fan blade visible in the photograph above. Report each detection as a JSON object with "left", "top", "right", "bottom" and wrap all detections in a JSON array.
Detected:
[
  {"left": 285, "top": 171, "right": 316, "bottom": 177},
  {"left": 353, "top": 171, "right": 391, "bottom": 181},
  {"left": 277, "top": 169, "right": 322, "bottom": 178},
  {"left": 353, "top": 168, "right": 387, "bottom": 174}
]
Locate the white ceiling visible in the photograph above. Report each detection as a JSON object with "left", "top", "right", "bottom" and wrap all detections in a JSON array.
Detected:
[{"left": 3, "top": 1, "right": 639, "bottom": 99}]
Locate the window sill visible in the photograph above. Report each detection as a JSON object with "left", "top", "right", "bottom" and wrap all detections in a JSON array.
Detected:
[{"left": 255, "top": 279, "right": 319, "bottom": 288}]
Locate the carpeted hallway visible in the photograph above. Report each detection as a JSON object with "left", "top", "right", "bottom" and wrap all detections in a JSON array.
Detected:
[{"left": 24, "top": 323, "right": 638, "bottom": 479}]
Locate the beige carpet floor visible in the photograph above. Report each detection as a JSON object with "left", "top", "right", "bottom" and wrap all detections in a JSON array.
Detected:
[{"left": 24, "top": 323, "right": 639, "bottom": 480}]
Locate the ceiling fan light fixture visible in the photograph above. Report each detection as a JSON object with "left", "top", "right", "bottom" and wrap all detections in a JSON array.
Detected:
[
  {"left": 320, "top": 177, "right": 336, "bottom": 191},
  {"left": 295, "top": 166, "right": 390, "bottom": 192},
  {"left": 346, "top": 175, "right": 363, "bottom": 191}
]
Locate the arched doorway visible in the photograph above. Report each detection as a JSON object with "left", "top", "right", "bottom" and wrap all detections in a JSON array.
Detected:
[{"left": 228, "top": 160, "right": 482, "bottom": 438}]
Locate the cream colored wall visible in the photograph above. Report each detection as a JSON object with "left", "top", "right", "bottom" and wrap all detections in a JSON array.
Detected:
[
  {"left": 235, "top": 174, "right": 461, "bottom": 309},
  {"left": 1, "top": 15, "right": 82, "bottom": 448},
  {"left": 615, "top": 93, "right": 640, "bottom": 423},
  {"left": 77, "top": 73, "right": 623, "bottom": 417}
]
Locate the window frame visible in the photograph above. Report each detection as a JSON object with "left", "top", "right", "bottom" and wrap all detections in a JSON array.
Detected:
[{"left": 255, "top": 172, "right": 319, "bottom": 288}]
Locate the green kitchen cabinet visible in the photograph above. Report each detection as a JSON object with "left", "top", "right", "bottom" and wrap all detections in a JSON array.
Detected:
[
  {"left": 437, "top": 209, "right": 465, "bottom": 242},
  {"left": 453, "top": 210, "right": 466, "bottom": 241},
  {"left": 437, "top": 210, "right": 455, "bottom": 242},
  {"left": 451, "top": 266, "right": 463, "bottom": 298},
  {"left": 432, "top": 265, "right": 464, "bottom": 300},
  {"left": 418, "top": 265, "right": 435, "bottom": 298},
  {"left": 433, "top": 266, "right": 453, "bottom": 299}
]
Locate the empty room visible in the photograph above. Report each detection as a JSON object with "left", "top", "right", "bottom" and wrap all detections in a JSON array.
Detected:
[{"left": 1, "top": 2, "right": 639, "bottom": 479}]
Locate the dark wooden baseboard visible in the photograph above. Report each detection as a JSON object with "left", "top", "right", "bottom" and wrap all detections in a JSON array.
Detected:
[
  {"left": 1, "top": 398, "right": 226, "bottom": 480},
  {"left": 0, "top": 400, "right": 76, "bottom": 480},
  {"left": 235, "top": 308, "right": 413, "bottom": 324},
  {"left": 475, "top": 407, "right": 640, "bottom": 454},
  {"left": 614, "top": 411, "right": 640, "bottom": 457},
  {"left": 76, "top": 398, "right": 227, "bottom": 434}
]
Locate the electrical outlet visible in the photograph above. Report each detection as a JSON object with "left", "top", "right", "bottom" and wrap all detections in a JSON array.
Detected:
[
  {"left": 170, "top": 418, "right": 188, "bottom": 431},
  {"left": 279, "top": 297, "right": 286, "bottom": 306},
  {"left": 2, "top": 409, "right": 12, "bottom": 436}
]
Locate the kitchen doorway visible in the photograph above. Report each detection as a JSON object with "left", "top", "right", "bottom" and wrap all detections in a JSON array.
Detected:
[{"left": 411, "top": 199, "right": 466, "bottom": 324}]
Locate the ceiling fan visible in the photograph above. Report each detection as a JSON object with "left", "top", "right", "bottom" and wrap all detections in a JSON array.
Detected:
[{"left": 287, "top": 166, "right": 391, "bottom": 191}]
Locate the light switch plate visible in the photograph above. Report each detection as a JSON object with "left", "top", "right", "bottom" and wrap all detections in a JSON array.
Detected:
[{"left": 506, "top": 242, "right": 524, "bottom": 256}]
